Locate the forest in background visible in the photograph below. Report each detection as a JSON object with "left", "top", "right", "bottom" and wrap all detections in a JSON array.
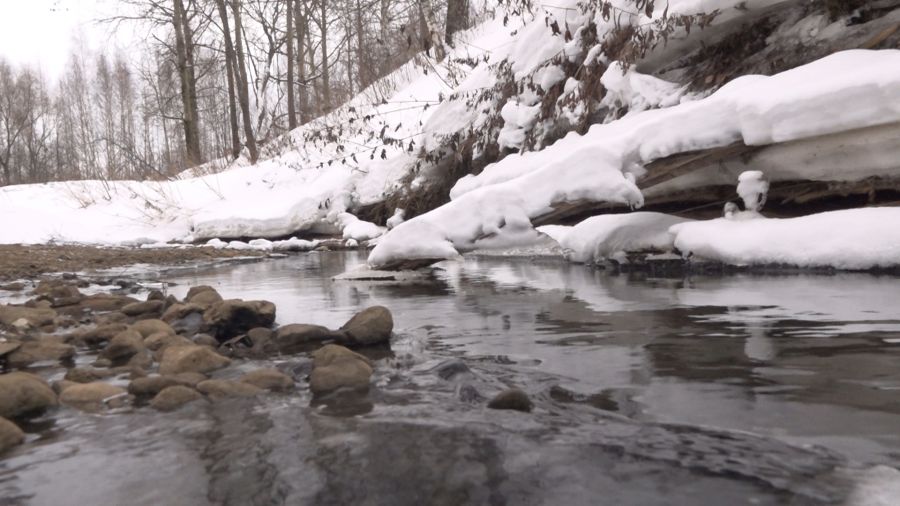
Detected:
[{"left": 0, "top": 0, "right": 474, "bottom": 186}]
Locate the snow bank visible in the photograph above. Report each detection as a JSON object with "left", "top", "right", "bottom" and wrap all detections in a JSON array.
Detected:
[
  {"left": 368, "top": 147, "right": 643, "bottom": 268},
  {"left": 337, "top": 212, "right": 385, "bottom": 241},
  {"left": 372, "top": 50, "right": 900, "bottom": 268},
  {"left": 543, "top": 212, "right": 692, "bottom": 264},
  {"left": 671, "top": 208, "right": 900, "bottom": 270}
]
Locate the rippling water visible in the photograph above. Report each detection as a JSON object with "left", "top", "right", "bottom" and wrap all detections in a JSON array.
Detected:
[{"left": 3, "top": 251, "right": 900, "bottom": 505}]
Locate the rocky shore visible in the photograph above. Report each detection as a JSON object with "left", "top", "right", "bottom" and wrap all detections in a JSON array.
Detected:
[{"left": 0, "top": 274, "right": 430, "bottom": 456}]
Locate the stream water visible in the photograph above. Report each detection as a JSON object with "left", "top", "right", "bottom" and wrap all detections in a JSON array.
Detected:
[{"left": 2, "top": 251, "right": 900, "bottom": 505}]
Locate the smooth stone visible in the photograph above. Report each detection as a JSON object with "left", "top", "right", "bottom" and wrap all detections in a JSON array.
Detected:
[
  {"left": 130, "top": 319, "right": 175, "bottom": 338},
  {"left": 79, "top": 323, "right": 129, "bottom": 346},
  {"left": 0, "top": 372, "right": 58, "bottom": 419},
  {"left": 203, "top": 300, "right": 276, "bottom": 340},
  {"left": 59, "top": 382, "right": 129, "bottom": 412},
  {"left": 121, "top": 300, "right": 165, "bottom": 317},
  {"left": 150, "top": 386, "right": 204, "bottom": 412},
  {"left": 274, "top": 324, "right": 336, "bottom": 352},
  {"left": 7, "top": 340, "right": 75, "bottom": 367},
  {"left": 102, "top": 330, "right": 145, "bottom": 361},
  {"left": 0, "top": 417, "right": 25, "bottom": 454},
  {"left": 339, "top": 306, "right": 394, "bottom": 346},
  {"left": 196, "top": 379, "right": 262, "bottom": 398},
  {"left": 144, "top": 332, "right": 193, "bottom": 353},
  {"left": 0, "top": 305, "right": 56, "bottom": 327},
  {"left": 158, "top": 345, "right": 231, "bottom": 375},
  {"left": 128, "top": 376, "right": 179, "bottom": 396},
  {"left": 309, "top": 345, "right": 373, "bottom": 395},
  {"left": 64, "top": 367, "right": 113, "bottom": 384},
  {"left": 487, "top": 388, "right": 533, "bottom": 413}
]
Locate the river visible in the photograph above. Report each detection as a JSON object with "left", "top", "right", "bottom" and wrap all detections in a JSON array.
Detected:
[{"left": 2, "top": 251, "right": 899, "bottom": 505}]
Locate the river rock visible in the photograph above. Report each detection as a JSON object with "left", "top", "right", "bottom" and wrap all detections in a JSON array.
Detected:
[
  {"left": 144, "top": 332, "right": 193, "bottom": 353},
  {"left": 0, "top": 339, "right": 22, "bottom": 357},
  {"left": 52, "top": 380, "right": 78, "bottom": 395},
  {"left": 127, "top": 349, "right": 154, "bottom": 370},
  {"left": 203, "top": 300, "right": 276, "bottom": 340},
  {"left": 167, "top": 372, "right": 208, "bottom": 387},
  {"left": 147, "top": 289, "right": 165, "bottom": 301},
  {"left": 33, "top": 282, "right": 83, "bottom": 307},
  {"left": 65, "top": 367, "right": 113, "bottom": 384},
  {"left": 102, "top": 330, "right": 145, "bottom": 361},
  {"left": 150, "top": 386, "right": 204, "bottom": 412},
  {"left": 128, "top": 375, "right": 180, "bottom": 397},
  {"left": 161, "top": 303, "right": 206, "bottom": 335},
  {"left": 79, "top": 294, "right": 139, "bottom": 312},
  {"left": 79, "top": 323, "right": 129, "bottom": 346},
  {"left": 0, "top": 305, "right": 56, "bottom": 327},
  {"left": 158, "top": 345, "right": 231, "bottom": 375},
  {"left": 130, "top": 319, "right": 175, "bottom": 338},
  {"left": 60, "top": 383, "right": 129, "bottom": 412},
  {"left": 121, "top": 300, "right": 165, "bottom": 317},
  {"left": 309, "top": 344, "right": 373, "bottom": 395},
  {"left": 0, "top": 372, "right": 58, "bottom": 419},
  {"left": 161, "top": 303, "right": 205, "bottom": 322},
  {"left": 487, "top": 388, "right": 533, "bottom": 413},
  {"left": 240, "top": 369, "right": 293, "bottom": 391},
  {"left": 187, "top": 289, "right": 223, "bottom": 307},
  {"left": 0, "top": 417, "right": 25, "bottom": 454},
  {"left": 196, "top": 379, "right": 262, "bottom": 398},
  {"left": 338, "top": 306, "right": 393, "bottom": 346},
  {"left": 95, "top": 312, "right": 129, "bottom": 325},
  {"left": 274, "top": 324, "right": 336, "bottom": 352},
  {"left": 185, "top": 285, "right": 219, "bottom": 302},
  {"left": 191, "top": 333, "right": 219, "bottom": 347},
  {"left": 7, "top": 339, "right": 76, "bottom": 367}
]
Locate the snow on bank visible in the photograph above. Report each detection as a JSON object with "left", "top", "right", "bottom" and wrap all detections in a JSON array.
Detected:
[
  {"left": 370, "top": 50, "right": 900, "bottom": 268},
  {"left": 540, "top": 212, "right": 692, "bottom": 264},
  {"left": 0, "top": 15, "right": 510, "bottom": 246},
  {"left": 671, "top": 207, "right": 900, "bottom": 270}
]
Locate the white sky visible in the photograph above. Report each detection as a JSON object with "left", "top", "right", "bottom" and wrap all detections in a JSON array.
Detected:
[{"left": 0, "top": 0, "right": 138, "bottom": 79}]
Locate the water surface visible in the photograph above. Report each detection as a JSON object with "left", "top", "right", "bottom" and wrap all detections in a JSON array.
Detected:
[{"left": 2, "top": 252, "right": 899, "bottom": 505}]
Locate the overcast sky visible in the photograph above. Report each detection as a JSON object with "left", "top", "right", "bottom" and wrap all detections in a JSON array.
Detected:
[{"left": 0, "top": 0, "right": 137, "bottom": 79}]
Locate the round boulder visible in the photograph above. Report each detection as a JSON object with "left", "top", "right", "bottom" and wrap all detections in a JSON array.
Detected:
[
  {"left": 150, "top": 386, "right": 204, "bottom": 412},
  {"left": 158, "top": 345, "right": 231, "bottom": 375},
  {"left": 487, "top": 388, "right": 533, "bottom": 413},
  {"left": 0, "top": 372, "right": 58, "bottom": 419},
  {"left": 339, "top": 306, "right": 394, "bottom": 346},
  {"left": 274, "top": 324, "right": 336, "bottom": 353},
  {"left": 0, "top": 417, "right": 25, "bottom": 454},
  {"left": 203, "top": 300, "right": 276, "bottom": 340},
  {"left": 309, "top": 344, "right": 373, "bottom": 395},
  {"left": 102, "top": 330, "right": 145, "bottom": 361},
  {"left": 59, "top": 382, "right": 129, "bottom": 412},
  {"left": 196, "top": 379, "right": 262, "bottom": 399},
  {"left": 130, "top": 319, "right": 175, "bottom": 338}
]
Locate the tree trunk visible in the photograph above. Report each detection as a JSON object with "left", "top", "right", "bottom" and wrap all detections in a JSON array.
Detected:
[
  {"left": 229, "top": 0, "right": 258, "bottom": 163},
  {"left": 445, "top": 0, "right": 468, "bottom": 46},
  {"left": 286, "top": 0, "right": 297, "bottom": 129},
  {"left": 418, "top": 0, "right": 445, "bottom": 61},
  {"left": 319, "top": 1, "right": 331, "bottom": 112},
  {"left": 294, "top": 0, "right": 308, "bottom": 123},
  {"left": 173, "top": 0, "right": 203, "bottom": 167},
  {"left": 216, "top": 0, "right": 241, "bottom": 160}
]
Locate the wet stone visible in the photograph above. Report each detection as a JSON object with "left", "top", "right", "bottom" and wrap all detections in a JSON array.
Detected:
[
  {"left": 487, "top": 388, "right": 533, "bottom": 413},
  {"left": 150, "top": 386, "right": 204, "bottom": 412}
]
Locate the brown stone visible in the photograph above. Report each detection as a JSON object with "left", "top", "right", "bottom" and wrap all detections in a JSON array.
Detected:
[
  {"left": 339, "top": 306, "right": 394, "bottom": 346},
  {"left": 7, "top": 340, "right": 76, "bottom": 367},
  {"left": 158, "top": 345, "right": 231, "bottom": 375},
  {"left": 0, "top": 417, "right": 25, "bottom": 454},
  {"left": 130, "top": 319, "right": 174, "bottom": 338},
  {"left": 0, "top": 372, "right": 58, "bottom": 419},
  {"left": 150, "top": 386, "right": 204, "bottom": 412},
  {"left": 196, "top": 379, "right": 262, "bottom": 398},
  {"left": 59, "top": 383, "right": 129, "bottom": 412},
  {"left": 121, "top": 300, "right": 165, "bottom": 317},
  {"left": 0, "top": 305, "right": 56, "bottom": 327}
]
